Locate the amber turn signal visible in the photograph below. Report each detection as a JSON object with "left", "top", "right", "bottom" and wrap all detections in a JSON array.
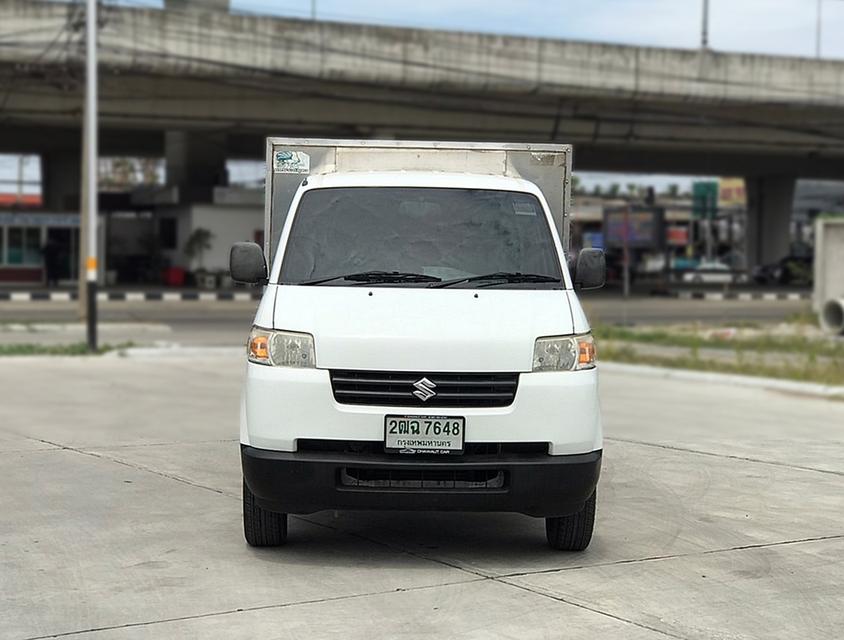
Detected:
[
  {"left": 578, "top": 339, "right": 596, "bottom": 366},
  {"left": 249, "top": 335, "right": 269, "bottom": 360}
]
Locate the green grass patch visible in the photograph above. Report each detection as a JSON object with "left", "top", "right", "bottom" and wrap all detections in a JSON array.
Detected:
[
  {"left": 0, "top": 342, "right": 133, "bottom": 356},
  {"left": 592, "top": 324, "right": 844, "bottom": 360},
  {"left": 785, "top": 306, "right": 820, "bottom": 327},
  {"left": 600, "top": 343, "right": 844, "bottom": 386}
]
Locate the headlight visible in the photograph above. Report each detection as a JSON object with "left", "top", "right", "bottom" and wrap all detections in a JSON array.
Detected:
[
  {"left": 532, "top": 333, "right": 596, "bottom": 372},
  {"left": 247, "top": 326, "right": 315, "bottom": 368}
]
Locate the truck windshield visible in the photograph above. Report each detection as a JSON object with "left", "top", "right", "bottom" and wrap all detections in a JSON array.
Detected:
[{"left": 279, "top": 187, "right": 563, "bottom": 288}]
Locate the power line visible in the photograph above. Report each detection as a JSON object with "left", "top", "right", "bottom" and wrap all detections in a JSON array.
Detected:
[
  {"left": 3, "top": 1, "right": 844, "bottom": 141},
  {"left": 118, "top": 2, "right": 844, "bottom": 95},
  {"left": 100, "top": 22, "right": 844, "bottom": 103},
  {"left": 20, "top": 66, "right": 842, "bottom": 152},
  {"left": 0, "top": 25, "right": 70, "bottom": 42},
  {"left": 5, "top": 22, "right": 838, "bottom": 144},
  {"left": 104, "top": 0, "right": 844, "bottom": 60},
  {"left": 0, "top": 4, "right": 82, "bottom": 120},
  {"left": 11, "top": 1, "right": 840, "bottom": 101},
  {"left": 108, "top": 63, "right": 844, "bottom": 144},
  {"left": 7, "top": 102, "right": 843, "bottom": 158}
]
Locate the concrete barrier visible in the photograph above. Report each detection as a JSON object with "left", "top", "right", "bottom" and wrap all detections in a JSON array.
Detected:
[
  {"left": 814, "top": 218, "right": 844, "bottom": 319},
  {"left": 821, "top": 298, "right": 844, "bottom": 335}
]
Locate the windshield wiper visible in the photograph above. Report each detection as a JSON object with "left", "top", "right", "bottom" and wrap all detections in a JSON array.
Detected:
[
  {"left": 299, "top": 271, "right": 442, "bottom": 285},
  {"left": 431, "top": 272, "right": 561, "bottom": 288}
]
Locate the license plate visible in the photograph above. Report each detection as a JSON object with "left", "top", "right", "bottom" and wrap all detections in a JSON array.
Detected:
[{"left": 384, "top": 415, "right": 465, "bottom": 454}]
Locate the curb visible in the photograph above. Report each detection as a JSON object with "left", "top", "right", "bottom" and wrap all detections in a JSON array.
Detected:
[
  {"left": 600, "top": 361, "right": 844, "bottom": 400},
  {"left": 0, "top": 291, "right": 262, "bottom": 302},
  {"left": 651, "top": 290, "right": 810, "bottom": 301},
  {"left": 104, "top": 345, "right": 244, "bottom": 358},
  {"left": 0, "top": 322, "right": 171, "bottom": 333},
  {"left": 1, "top": 290, "right": 811, "bottom": 303}
]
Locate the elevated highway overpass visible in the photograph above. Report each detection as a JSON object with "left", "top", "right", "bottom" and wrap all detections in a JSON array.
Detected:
[{"left": 2, "top": 0, "right": 843, "bottom": 265}]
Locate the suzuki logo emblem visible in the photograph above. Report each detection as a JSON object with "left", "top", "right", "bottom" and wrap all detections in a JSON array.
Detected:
[{"left": 412, "top": 377, "right": 437, "bottom": 401}]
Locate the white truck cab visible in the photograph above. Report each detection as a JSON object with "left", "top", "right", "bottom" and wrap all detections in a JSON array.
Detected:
[{"left": 231, "top": 140, "right": 605, "bottom": 550}]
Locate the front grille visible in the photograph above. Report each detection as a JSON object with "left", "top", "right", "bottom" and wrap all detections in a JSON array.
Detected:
[
  {"left": 330, "top": 370, "right": 519, "bottom": 407},
  {"left": 340, "top": 467, "right": 507, "bottom": 490}
]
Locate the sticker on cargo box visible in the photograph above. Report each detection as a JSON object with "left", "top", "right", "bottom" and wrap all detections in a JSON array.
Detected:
[{"left": 273, "top": 150, "right": 310, "bottom": 174}]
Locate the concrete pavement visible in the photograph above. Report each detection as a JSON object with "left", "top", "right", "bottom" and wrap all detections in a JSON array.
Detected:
[{"left": 1, "top": 354, "right": 842, "bottom": 639}]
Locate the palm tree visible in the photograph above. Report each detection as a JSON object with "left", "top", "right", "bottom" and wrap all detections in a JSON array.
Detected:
[{"left": 184, "top": 228, "right": 214, "bottom": 270}]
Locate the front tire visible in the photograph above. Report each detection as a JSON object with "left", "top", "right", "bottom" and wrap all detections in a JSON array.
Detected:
[
  {"left": 243, "top": 479, "right": 288, "bottom": 547},
  {"left": 545, "top": 491, "right": 596, "bottom": 551}
]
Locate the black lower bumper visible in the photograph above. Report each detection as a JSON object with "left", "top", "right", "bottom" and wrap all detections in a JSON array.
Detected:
[{"left": 241, "top": 445, "right": 601, "bottom": 517}]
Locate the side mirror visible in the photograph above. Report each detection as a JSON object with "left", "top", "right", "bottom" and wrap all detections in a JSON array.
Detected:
[
  {"left": 572, "top": 248, "right": 605, "bottom": 290},
  {"left": 229, "top": 242, "right": 268, "bottom": 285}
]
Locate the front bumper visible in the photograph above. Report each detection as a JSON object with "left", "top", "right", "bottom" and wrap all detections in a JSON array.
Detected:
[
  {"left": 242, "top": 445, "right": 601, "bottom": 517},
  {"left": 242, "top": 364, "right": 603, "bottom": 455}
]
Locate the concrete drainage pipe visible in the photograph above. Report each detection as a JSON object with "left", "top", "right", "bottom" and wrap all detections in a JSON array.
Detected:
[{"left": 821, "top": 299, "right": 844, "bottom": 335}]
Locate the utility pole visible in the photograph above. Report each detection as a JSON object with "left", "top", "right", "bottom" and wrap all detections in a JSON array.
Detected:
[
  {"left": 622, "top": 203, "right": 631, "bottom": 299},
  {"left": 81, "top": 0, "right": 98, "bottom": 351},
  {"left": 311, "top": 0, "right": 316, "bottom": 20},
  {"left": 16, "top": 156, "right": 24, "bottom": 205},
  {"left": 701, "top": 0, "right": 710, "bottom": 48},
  {"left": 816, "top": 0, "right": 822, "bottom": 58}
]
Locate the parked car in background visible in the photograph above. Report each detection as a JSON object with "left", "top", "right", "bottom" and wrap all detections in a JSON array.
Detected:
[
  {"left": 635, "top": 254, "right": 668, "bottom": 275},
  {"left": 752, "top": 255, "right": 813, "bottom": 286},
  {"left": 682, "top": 260, "right": 747, "bottom": 284}
]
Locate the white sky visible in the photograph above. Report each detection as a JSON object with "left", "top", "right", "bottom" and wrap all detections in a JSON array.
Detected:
[{"left": 3, "top": 1, "right": 843, "bottom": 192}]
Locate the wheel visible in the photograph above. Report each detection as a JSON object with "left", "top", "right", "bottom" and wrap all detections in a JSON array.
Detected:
[
  {"left": 545, "top": 491, "right": 596, "bottom": 551},
  {"left": 243, "top": 479, "right": 288, "bottom": 547}
]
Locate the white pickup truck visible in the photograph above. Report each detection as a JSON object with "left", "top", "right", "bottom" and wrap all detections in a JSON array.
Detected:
[{"left": 231, "top": 139, "right": 605, "bottom": 550}]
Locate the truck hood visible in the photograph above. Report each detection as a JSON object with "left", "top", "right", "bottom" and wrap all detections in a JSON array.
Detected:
[{"left": 267, "top": 285, "right": 574, "bottom": 372}]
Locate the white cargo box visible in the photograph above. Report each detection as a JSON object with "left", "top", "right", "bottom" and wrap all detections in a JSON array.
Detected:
[{"left": 263, "top": 138, "right": 573, "bottom": 260}]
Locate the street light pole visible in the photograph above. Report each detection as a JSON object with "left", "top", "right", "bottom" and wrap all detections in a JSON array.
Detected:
[
  {"left": 83, "top": 0, "right": 98, "bottom": 351},
  {"left": 816, "top": 0, "right": 823, "bottom": 58},
  {"left": 701, "top": 0, "right": 710, "bottom": 48},
  {"left": 16, "top": 155, "right": 24, "bottom": 205}
]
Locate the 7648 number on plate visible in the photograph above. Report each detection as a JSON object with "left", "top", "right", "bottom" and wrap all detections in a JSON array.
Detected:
[{"left": 384, "top": 416, "right": 465, "bottom": 453}]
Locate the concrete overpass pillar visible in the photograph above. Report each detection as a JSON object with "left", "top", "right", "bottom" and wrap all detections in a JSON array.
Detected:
[
  {"left": 164, "top": 0, "right": 230, "bottom": 11},
  {"left": 744, "top": 175, "right": 796, "bottom": 269},
  {"left": 41, "top": 150, "right": 81, "bottom": 212},
  {"left": 165, "top": 131, "right": 228, "bottom": 204}
]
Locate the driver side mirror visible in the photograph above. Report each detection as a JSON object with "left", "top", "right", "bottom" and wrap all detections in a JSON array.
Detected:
[
  {"left": 229, "top": 242, "right": 268, "bottom": 285},
  {"left": 571, "top": 248, "right": 606, "bottom": 290}
]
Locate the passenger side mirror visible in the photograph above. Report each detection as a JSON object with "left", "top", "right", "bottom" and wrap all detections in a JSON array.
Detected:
[
  {"left": 229, "top": 242, "right": 268, "bottom": 285},
  {"left": 572, "top": 248, "right": 605, "bottom": 290}
]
